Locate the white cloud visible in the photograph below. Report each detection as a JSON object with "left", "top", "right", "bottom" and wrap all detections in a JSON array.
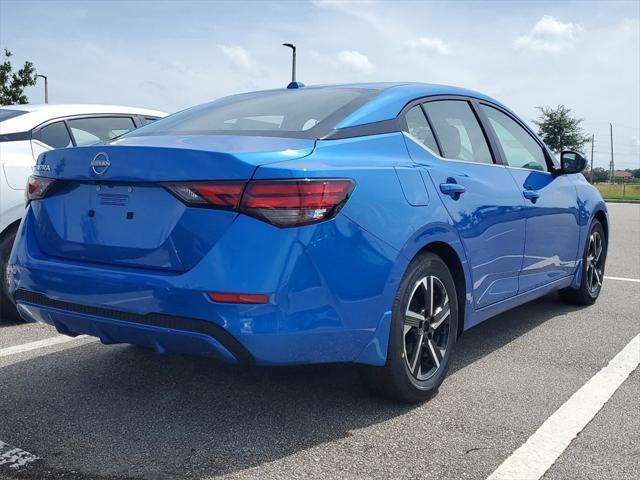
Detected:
[
  {"left": 218, "top": 45, "right": 256, "bottom": 72},
  {"left": 336, "top": 50, "right": 374, "bottom": 74},
  {"left": 515, "top": 16, "right": 581, "bottom": 54},
  {"left": 404, "top": 37, "right": 451, "bottom": 55}
]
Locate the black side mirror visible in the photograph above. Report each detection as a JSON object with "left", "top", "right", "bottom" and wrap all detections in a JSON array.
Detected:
[{"left": 560, "top": 150, "right": 587, "bottom": 174}]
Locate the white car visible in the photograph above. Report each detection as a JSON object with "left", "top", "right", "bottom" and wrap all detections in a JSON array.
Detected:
[{"left": 0, "top": 104, "right": 167, "bottom": 320}]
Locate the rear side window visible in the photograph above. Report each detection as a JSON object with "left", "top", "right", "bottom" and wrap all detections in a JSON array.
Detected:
[
  {"left": 33, "top": 121, "right": 72, "bottom": 149},
  {"left": 481, "top": 105, "right": 548, "bottom": 172},
  {"left": 423, "top": 100, "right": 493, "bottom": 164},
  {"left": 404, "top": 105, "right": 439, "bottom": 153},
  {"left": 67, "top": 117, "right": 136, "bottom": 146},
  {"left": 0, "top": 109, "right": 27, "bottom": 122},
  {"left": 125, "top": 88, "right": 376, "bottom": 139}
]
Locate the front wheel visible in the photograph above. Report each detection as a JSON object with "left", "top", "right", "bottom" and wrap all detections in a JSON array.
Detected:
[
  {"left": 560, "top": 219, "right": 607, "bottom": 305},
  {"left": 359, "top": 252, "right": 458, "bottom": 403}
]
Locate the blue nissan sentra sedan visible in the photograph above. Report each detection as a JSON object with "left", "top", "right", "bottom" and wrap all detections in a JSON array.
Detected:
[{"left": 7, "top": 83, "right": 608, "bottom": 402}]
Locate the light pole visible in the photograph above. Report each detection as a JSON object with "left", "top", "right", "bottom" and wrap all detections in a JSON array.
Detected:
[
  {"left": 35, "top": 74, "right": 48, "bottom": 104},
  {"left": 282, "top": 43, "right": 296, "bottom": 83}
]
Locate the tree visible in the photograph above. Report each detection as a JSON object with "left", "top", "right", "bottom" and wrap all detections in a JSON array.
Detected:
[
  {"left": 632, "top": 169, "right": 640, "bottom": 179},
  {"left": 0, "top": 49, "right": 37, "bottom": 105},
  {"left": 532, "top": 105, "right": 590, "bottom": 154}
]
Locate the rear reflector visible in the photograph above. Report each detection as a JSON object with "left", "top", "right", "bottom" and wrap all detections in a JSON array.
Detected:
[
  {"left": 165, "top": 178, "right": 354, "bottom": 227},
  {"left": 208, "top": 292, "right": 269, "bottom": 304},
  {"left": 26, "top": 176, "right": 56, "bottom": 205}
]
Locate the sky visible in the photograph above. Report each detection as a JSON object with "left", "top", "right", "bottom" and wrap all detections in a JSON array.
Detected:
[{"left": 1, "top": 0, "right": 639, "bottom": 169}]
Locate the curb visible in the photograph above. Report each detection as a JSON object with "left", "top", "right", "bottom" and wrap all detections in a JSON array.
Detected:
[{"left": 604, "top": 199, "right": 640, "bottom": 204}]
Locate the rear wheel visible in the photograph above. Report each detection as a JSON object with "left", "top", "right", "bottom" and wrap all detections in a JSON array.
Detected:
[
  {"left": 359, "top": 252, "right": 458, "bottom": 403},
  {"left": 0, "top": 227, "right": 21, "bottom": 322},
  {"left": 560, "top": 220, "right": 607, "bottom": 305}
]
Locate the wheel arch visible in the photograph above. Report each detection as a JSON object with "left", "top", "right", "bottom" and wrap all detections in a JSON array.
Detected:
[
  {"left": 414, "top": 241, "right": 468, "bottom": 337},
  {"left": 0, "top": 218, "right": 21, "bottom": 243},
  {"left": 593, "top": 208, "right": 608, "bottom": 243}
]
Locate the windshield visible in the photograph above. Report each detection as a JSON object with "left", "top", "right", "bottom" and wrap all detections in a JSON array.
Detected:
[
  {"left": 0, "top": 109, "right": 28, "bottom": 122},
  {"left": 125, "top": 88, "right": 377, "bottom": 139}
]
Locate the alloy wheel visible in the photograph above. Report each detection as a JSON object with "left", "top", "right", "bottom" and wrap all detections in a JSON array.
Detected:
[
  {"left": 586, "top": 230, "right": 604, "bottom": 294},
  {"left": 403, "top": 275, "right": 451, "bottom": 381}
]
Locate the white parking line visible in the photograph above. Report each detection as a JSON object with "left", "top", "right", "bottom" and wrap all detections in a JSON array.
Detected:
[
  {"left": 0, "top": 335, "right": 86, "bottom": 359},
  {"left": 487, "top": 333, "right": 640, "bottom": 480},
  {"left": 604, "top": 276, "right": 640, "bottom": 283},
  {"left": 0, "top": 440, "right": 39, "bottom": 470}
]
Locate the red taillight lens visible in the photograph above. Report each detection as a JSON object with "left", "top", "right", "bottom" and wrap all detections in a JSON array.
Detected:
[
  {"left": 25, "top": 176, "right": 56, "bottom": 205},
  {"left": 165, "top": 182, "right": 245, "bottom": 209},
  {"left": 241, "top": 179, "right": 354, "bottom": 227},
  {"left": 164, "top": 179, "right": 354, "bottom": 227},
  {"left": 208, "top": 292, "right": 269, "bottom": 304}
]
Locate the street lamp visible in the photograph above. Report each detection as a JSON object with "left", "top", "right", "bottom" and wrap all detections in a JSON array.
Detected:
[
  {"left": 282, "top": 43, "right": 296, "bottom": 83},
  {"left": 35, "top": 74, "right": 48, "bottom": 104}
]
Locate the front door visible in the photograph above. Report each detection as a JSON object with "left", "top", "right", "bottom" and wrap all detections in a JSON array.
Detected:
[{"left": 477, "top": 103, "right": 581, "bottom": 292}]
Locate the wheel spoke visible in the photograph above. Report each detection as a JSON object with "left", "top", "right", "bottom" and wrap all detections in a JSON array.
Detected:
[
  {"left": 405, "top": 310, "right": 424, "bottom": 328},
  {"left": 410, "top": 332, "right": 425, "bottom": 374},
  {"left": 426, "top": 338, "right": 442, "bottom": 368},
  {"left": 431, "top": 306, "right": 450, "bottom": 330},
  {"left": 593, "top": 267, "right": 601, "bottom": 286},
  {"left": 428, "top": 276, "right": 434, "bottom": 316}
]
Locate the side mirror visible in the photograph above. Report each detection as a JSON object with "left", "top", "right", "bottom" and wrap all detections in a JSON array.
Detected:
[{"left": 560, "top": 150, "right": 587, "bottom": 174}]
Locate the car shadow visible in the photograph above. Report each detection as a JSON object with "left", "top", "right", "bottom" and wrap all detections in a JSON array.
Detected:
[{"left": 0, "top": 293, "right": 587, "bottom": 480}]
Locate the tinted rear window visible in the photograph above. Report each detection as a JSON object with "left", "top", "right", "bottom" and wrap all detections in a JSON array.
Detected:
[
  {"left": 0, "top": 109, "right": 28, "bottom": 122},
  {"left": 126, "top": 88, "right": 377, "bottom": 139}
]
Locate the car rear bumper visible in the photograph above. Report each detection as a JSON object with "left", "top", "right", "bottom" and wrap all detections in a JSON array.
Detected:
[{"left": 8, "top": 207, "right": 402, "bottom": 366}]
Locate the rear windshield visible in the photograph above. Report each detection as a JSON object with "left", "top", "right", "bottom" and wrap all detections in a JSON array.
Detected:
[
  {"left": 125, "top": 88, "right": 377, "bottom": 139},
  {"left": 0, "top": 109, "right": 28, "bottom": 122}
]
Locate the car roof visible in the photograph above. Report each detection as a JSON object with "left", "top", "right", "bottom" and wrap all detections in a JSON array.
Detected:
[
  {"left": 0, "top": 104, "right": 168, "bottom": 134},
  {"left": 201, "top": 82, "right": 509, "bottom": 129}
]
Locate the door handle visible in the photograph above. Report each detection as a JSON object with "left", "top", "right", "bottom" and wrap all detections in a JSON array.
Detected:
[
  {"left": 523, "top": 189, "right": 540, "bottom": 202},
  {"left": 440, "top": 183, "right": 466, "bottom": 198}
]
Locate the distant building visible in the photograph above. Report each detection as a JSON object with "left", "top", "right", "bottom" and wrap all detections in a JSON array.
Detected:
[{"left": 613, "top": 170, "right": 633, "bottom": 180}]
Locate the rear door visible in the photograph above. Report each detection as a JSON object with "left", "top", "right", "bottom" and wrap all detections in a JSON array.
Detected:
[
  {"left": 477, "top": 103, "right": 580, "bottom": 292},
  {"left": 403, "top": 98, "right": 526, "bottom": 308}
]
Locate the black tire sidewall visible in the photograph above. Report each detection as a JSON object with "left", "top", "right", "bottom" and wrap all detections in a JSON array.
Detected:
[{"left": 0, "top": 228, "right": 19, "bottom": 320}]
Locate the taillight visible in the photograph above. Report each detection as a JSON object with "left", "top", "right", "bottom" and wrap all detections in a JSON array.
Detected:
[
  {"left": 164, "top": 182, "right": 245, "bottom": 209},
  {"left": 25, "top": 176, "right": 56, "bottom": 205},
  {"left": 241, "top": 179, "right": 354, "bottom": 227},
  {"left": 164, "top": 179, "right": 354, "bottom": 227}
]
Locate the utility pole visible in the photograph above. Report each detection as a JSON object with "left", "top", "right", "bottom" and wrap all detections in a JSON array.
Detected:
[
  {"left": 35, "top": 74, "right": 48, "bottom": 103},
  {"left": 590, "top": 134, "right": 595, "bottom": 183},
  {"left": 609, "top": 123, "right": 614, "bottom": 183}
]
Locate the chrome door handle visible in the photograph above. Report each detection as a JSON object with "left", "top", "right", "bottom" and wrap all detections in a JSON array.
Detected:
[
  {"left": 523, "top": 189, "right": 540, "bottom": 201},
  {"left": 440, "top": 183, "right": 466, "bottom": 197}
]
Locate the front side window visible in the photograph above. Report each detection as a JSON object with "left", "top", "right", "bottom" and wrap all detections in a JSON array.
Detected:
[
  {"left": 423, "top": 100, "right": 493, "bottom": 164},
  {"left": 33, "top": 121, "right": 72, "bottom": 149},
  {"left": 125, "top": 88, "right": 376, "bottom": 139},
  {"left": 67, "top": 117, "right": 136, "bottom": 146},
  {"left": 404, "top": 105, "right": 439, "bottom": 153},
  {"left": 481, "top": 105, "right": 547, "bottom": 172}
]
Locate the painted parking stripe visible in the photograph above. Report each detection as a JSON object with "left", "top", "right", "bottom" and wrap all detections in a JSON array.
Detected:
[
  {"left": 487, "top": 333, "right": 640, "bottom": 480},
  {"left": 0, "top": 440, "right": 39, "bottom": 470},
  {"left": 604, "top": 275, "right": 640, "bottom": 283},
  {"left": 0, "top": 335, "right": 86, "bottom": 359}
]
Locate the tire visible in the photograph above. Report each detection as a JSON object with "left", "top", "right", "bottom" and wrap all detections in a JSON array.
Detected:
[
  {"left": 559, "top": 220, "right": 607, "bottom": 306},
  {"left": 359, "top": 252, "right": 458, "bottom": 403},
  {"left": 0, "top": 226, "right": 21, "bottom": 322}
]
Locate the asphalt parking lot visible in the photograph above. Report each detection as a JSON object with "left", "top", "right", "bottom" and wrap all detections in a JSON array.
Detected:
[{"left": 1, "top": 203, "right": 638, "bottom": 480}]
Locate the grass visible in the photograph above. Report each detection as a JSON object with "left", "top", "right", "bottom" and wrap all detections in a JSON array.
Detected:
[{"left": 595, "top": 183, "right": 640, "bottom": 201}]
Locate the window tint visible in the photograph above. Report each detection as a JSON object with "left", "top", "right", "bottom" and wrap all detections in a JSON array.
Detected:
[
  {"left": 404, "top": 105, "right": 439, "bottom": 153},
  {"left": 67, "top": 117, "right": 136, "bottom": 146},
  {"left": 423, "top": 101, "right": 493, "bottom": 164},
  {"left": 125, "top": 88, "right": 376, "bottom": 139},
  {"left": 481, "top": 105, "right": 547, "bottom": 172},
  {"left": 33, "top": 121, "right": 72, "bottom": 149}
]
